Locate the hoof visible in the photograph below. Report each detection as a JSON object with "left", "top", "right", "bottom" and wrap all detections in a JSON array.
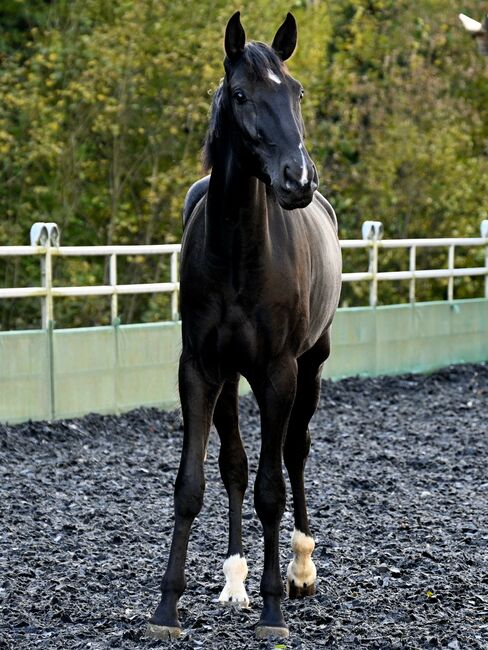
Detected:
[
  {"left": 146, "top": 622, "right": 182, "bottom": 640},
  {"left": 218, "top": 596, "right": 250, "bottom": 609},
  {"left": 256, "top": 624, "right": 289, "bottom": 639},
  {"left": 288, "top": 580, "right": 316, "bottom": 599}
]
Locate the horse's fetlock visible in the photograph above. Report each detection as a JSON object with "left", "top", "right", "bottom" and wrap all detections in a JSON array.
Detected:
[{"left": 161, "top": 575, "right": 186, "bottom": 597}]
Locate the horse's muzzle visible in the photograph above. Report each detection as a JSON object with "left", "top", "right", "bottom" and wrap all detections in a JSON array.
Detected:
[
  {"left": 273, "top": 177, "right": 318, "bottom": 210},
  {"left": 273, "top": 160, "right": 318, "bottom": 210}
]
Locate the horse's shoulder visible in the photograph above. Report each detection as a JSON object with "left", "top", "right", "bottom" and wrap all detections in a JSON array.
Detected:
[
  {"left": 314, "top": 191, "right": 338, "bottom": 232},
  {"left": 182, "top": 175, "right": 210, "bottom": 228}
]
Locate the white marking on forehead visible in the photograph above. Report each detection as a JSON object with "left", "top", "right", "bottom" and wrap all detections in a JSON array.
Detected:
[
  {"left": 298, "top": 143, "right": 309, "bottom": 187},
  {"left": 267, "top": 68, "right": 282, "bottom": 85}
]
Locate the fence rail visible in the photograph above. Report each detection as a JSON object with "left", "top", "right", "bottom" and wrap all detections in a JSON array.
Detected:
[{"left": 1, "top": 220, "right": 487, "bottom": 327}]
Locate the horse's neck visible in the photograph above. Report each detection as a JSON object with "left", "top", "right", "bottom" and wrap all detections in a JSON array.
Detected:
[{"left": 205, "top": 153, "right": 270, "bottom": 264}]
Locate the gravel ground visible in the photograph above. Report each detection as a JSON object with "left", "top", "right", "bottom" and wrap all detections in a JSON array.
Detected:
[{"left": 1, "top": 363, "right": 487, "bottom": 650}]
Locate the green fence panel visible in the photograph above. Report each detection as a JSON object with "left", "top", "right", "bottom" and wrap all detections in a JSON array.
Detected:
[
  {"left": 114, "top": 322, "right": 181, "bottom": 413},
  {"left": 51, "top": 323, "right": 182, "bottom": 419},
  {"left": 53, "top": 327, "right": 117, "bottom": 419},
  {"left": 325, "top": 299, "right": 488, "bottom": 379},
  {"left": 1, "top": 299, "right": 487, "bottom": 424},
  {"left": 0, "top": 330, "right": 51, "bottom": 423},
  {"left": 324, "top": 308, "right": 377, "bottom": 378}
]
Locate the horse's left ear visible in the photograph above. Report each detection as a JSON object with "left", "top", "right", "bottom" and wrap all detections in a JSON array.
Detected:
[{"left": 271, "top": 13, "right": 297, "bottom": 61}]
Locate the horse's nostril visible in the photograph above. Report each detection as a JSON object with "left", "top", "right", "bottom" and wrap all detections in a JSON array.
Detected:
[
  {"left": 284, "top": 165, "right": 295, "bottom": 191},
  {"left": 283, "top": 165, "right": 302, "bottom": 191},
  {"left": 283, "top": 164, "right": 315, "bottom": 193}
]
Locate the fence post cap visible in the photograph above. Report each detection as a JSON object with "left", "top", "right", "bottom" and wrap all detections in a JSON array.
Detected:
[
  {"left": 481, "top": 219, "right": 488, "bottom": 238},
  {"left": 46, "top": 221, "right": 61, "bottom": 248},
  {"left": 362, "top": 220, "right": 384, "bottom": 241},
  {"left": 44, "top": 222, "right": 60, "bottom": 247},
  {"left": 30, "top": 222, "right": 49, "bottom": 246}
]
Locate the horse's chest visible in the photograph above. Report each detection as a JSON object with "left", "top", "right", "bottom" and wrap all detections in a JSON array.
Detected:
[{"left": 210, "top": 289, "right": 305, "bottom": 367}]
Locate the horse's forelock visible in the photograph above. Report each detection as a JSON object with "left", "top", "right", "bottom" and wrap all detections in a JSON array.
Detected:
[{"left": 242, "top": 41, "right": 284, "bottom": 82}]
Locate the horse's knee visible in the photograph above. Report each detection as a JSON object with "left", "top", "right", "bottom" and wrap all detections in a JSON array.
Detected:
[
  {"left": 254, "top": 467, "right": 286, "bottom": 523},
  {"left": 174, "top": 471, "right": 205, "bottom": 520}
]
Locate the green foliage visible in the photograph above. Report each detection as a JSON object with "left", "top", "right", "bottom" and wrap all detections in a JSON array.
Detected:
[{"left": 1, "top": 0, "right": 487, "bottom": 327}]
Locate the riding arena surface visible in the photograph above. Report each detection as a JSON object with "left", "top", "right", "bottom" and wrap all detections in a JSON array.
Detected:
[{"left": 1, "top": 363, "right": 487, "bottom": 649}]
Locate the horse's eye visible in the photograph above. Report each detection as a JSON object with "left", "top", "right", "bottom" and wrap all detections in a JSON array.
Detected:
[{"left": 233, "top": 90, "right": 247, "bottom": 105}]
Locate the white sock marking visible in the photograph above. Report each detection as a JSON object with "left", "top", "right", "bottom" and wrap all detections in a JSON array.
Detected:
[
  {"left": 218, "top": 554, "right": 250, "bottom": 607},
  {"left": 287, "top": 528, "right": 316, "bottom": 592},
  {"left": 298, "top": 144, "right": 309, "bottom": 187},
  {"left": 267, "top": 68, "right": 282, "bottom": 85}
]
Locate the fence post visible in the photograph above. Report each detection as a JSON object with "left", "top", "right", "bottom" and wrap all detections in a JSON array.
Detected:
[
  {"left": 40, "top": 248, "right": 55, "bottom": 419},
  {"left": 362, "top": 221, "right": 383, "bottom": 307},
  {"left": 110, "top": 253, "right": 118, "bottom": 324},
  {"left": 40, "top": 242, "right": 54, "bottom": 329},
  {"left": 447, "top": 244, "right": 455, "bottom": 302},
  {"left": 409, "top": 245, "right": 416, "bottom": 303},
  {"left": 32, "top": 222, "right": 59, "bottom": 419},
  {"left": 482, "top": 220, "right": 488, "bottom": 299},
  {"left": 171, "top": 251, "right": 179, "bottom": 321}
]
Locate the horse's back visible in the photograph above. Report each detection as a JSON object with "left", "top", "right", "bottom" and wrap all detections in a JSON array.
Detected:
[{"left": 182, "top": 175, "right": 210, "bottom": 228}]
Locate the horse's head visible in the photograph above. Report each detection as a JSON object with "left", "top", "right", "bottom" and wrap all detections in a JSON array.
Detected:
[{"left": 220, "top": 12, "right": 318, "bottom": 210}]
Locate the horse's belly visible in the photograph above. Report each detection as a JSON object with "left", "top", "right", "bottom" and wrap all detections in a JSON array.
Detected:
[
  {"left": 306, "top": 226, "right": 342, "bottom": 344},
  {"left": 309, "top": 248, "right": 342, "bottom": 332}
]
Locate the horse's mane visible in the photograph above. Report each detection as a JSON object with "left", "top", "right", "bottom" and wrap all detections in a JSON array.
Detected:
[{"left": 202, "top": 42, "right": 285, "bottom": 171}]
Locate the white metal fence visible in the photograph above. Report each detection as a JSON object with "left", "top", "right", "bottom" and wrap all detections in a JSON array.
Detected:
[{"left": 1, "top": 220, "right": 487, "bottom": 328}]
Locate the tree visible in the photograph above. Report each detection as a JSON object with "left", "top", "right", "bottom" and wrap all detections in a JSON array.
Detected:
[{"left": 1, "top": 0, "right": 487, "bottom": 326}]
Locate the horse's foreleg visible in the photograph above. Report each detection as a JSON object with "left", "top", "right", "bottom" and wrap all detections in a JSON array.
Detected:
[
  {"left": 148, "top": 360, "right": 221, "bottom": 640},
  {"left": 284, "top": 332, "right": 330, "bottom": 599},
  {"left": 251, "top": 359, "right": 298, "bottom": 639},
  {"left": 213, "top": 375, "right": 250, "bottom": 607}
]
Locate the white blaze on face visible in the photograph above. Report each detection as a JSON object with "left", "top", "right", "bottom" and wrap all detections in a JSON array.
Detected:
[
  {"left": 218, "top": 554, "right": 250, "bottom": 607},
  {"left": 298, "top": 143, "right": 309, "bottom": 187},
  {"left": 287, "top": 528, "right": 316, "bottom": 592},
  {"left": 267, "top": 68, "right": 282, "bottom": 85}
]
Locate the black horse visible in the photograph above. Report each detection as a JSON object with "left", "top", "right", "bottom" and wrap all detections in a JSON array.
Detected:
[{"left": 149, "top": 12, "right": 342, "bottom": 640}]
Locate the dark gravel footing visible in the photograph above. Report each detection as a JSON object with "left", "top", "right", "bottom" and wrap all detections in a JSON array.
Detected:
[{"left": 1, "top": 363, "right": 487, "bottom": 649}]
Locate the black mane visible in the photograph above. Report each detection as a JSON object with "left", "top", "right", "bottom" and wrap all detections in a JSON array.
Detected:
[{"left": 202, "top": 42, "right": 285, "bottom": 171}]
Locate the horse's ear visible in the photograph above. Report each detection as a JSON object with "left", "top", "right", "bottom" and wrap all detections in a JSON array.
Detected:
[
  {"left": 271, "top": 13, "right": 297, "bottom": 61},
  {"left": 225, "top": 11, "right": 246, "bottom": 62}
]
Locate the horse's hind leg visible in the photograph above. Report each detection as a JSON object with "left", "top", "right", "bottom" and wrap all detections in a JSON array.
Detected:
[
  {"left": 213, "top": 375, "right": 250, "bottom": 607},
  {"left": 148, "top": 359, "right": 221, "bottom": 640},
  {"left": 284, "top": 331, "right": 330, "bottom": 599}
]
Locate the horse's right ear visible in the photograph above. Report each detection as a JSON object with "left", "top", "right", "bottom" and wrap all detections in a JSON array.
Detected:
[{"left": 225, "top": 11, "right": 246, "bottom": 62}]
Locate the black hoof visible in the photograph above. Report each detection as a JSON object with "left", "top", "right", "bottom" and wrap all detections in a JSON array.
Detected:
[
  {"left": 256, "top": 624, "right": 289, "bottom": 639},
  {"left": 148, "top": 597, "right": 180, "bottom": 637},
  {"left": 146, "top": 622, "right": 182, "bottom": 640},
  {"left": 288, "top": 580, "right": 316, "bottom": 599}
]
